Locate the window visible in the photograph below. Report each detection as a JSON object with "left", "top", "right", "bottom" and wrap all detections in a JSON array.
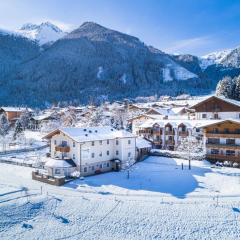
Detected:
[
  {"left": 211, "top": 149, "right": 219, "bottom": 155},
  {"left": 55, "top": 169, "right": 61, "bottom": 174},
  {"left": 116, "top": 140, "right": 119, "bottom": 145},
  {"left": 91, "top": 166, "right": 95, "bottom": 171},
  {"left": 128, "top": 140, "right": 131, "bottom": 145},
  {"left": 99, "top": 164, "right": 103, "bottom": 169},
  {"left": 73, "top": 154, "right": 75, "bottom": 159},
  {"left": 107, "top": 150, "right": 109, "bottom": 156},
  {"left": 73, "top": 142, "right": 75, "bottom": 147},
  {"left": 84, "top": 167, "right": 87, "bottom": 173},
  {"left": 208, "top": 138, "right": 220, "bottom": 144},
  {"left": 224, "top": 128, "right": 229, "bottom": 134},
  {"left": 128, "top": 152, "right": 131, "bottom": 157},
  {"left": 226, "top": 150, "right": 235, "bottom": 156},
  {"left": 54, "top": 140, "right": 57, "bottom": 145},
  {"left": 213, "top": 113, "right": 219, "bottom": 119},
  {"left": 236, "top": 129, "right": 240, "bottom": 134},
  {"left": 91, "top": 153, "right": 95, "bottom": 158},
  {"left": 99, "top": 140, "right": 102, "bottom": 145},
  {"left": 226, "top": 139, "right": 235, "bottom": 145},
  {"left": 62, "top": 141, "right": 67, "bottom": 147},
  {"left": 213, "top": 128, "right": 219, "bottom": 133},
  {"left": 99, "top": 152, "right": 102, "bottom": 157},
  {"left": 202, "top": 114, "right": 207, "bottom": 119},
  {"left": 91, "top": 141, "right": 95, "bottom": 146},
  {"left": 116, "top": 150, "right": 119, "bottom": 155},
  {"left": 107, "top": 140, "right": 109, "bottom": 144},
  {"left": 107, "top": 162, "right": 110, "bottom": 167}
]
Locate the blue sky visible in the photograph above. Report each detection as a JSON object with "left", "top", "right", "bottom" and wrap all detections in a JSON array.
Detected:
[{"left": 1, "top": 0, "right": 240, "bottom": 56}]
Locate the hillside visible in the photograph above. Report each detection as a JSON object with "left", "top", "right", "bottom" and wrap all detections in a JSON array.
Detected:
[{"left": 1, "top": 22, "right": 240, "bottom": 106}]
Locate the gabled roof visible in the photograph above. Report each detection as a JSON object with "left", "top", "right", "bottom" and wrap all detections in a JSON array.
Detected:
[
  {"left": 45, "top": 158, "right": 77, "bottom": 168},
  {"left": 190, "top": 95, "right": 240, "bottom": 109},
  {"left": 198, "top": 119, "right": 240, "bottom": 128},
  {"left": 0, "top": 107, "right": 33, "bottom": 112},
  {"left": 43, "top": 126, "right": 136, "bottom": 142}
]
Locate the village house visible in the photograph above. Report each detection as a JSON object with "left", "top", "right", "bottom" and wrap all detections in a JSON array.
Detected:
[
  {"left": 190, "top": 95, "right": 240, "bottom": 120},
  {"left": 201, "top": 119, "right": 240, "bottom": 163},
  {"left": 43, "top": 126, "right": 137, "bottom": 177},
  {"left": 136, "top": 119, "right": 204, "bottom": 150},
  {"left": 0, "top": 107, "right": 32, "bottom": 123}
]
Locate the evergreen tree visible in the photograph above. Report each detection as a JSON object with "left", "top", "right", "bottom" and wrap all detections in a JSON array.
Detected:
[
  {"left": 216, "top": 76, "right": 234, "bottom": 98},
  {"left": 19, "top": 109, "right": 32, "bottom": 130},
  {"left": 234, "top": 76, "right": 240, "bottom": 100},
  {"left": 13, "top": 120, "right": 24, "bottom": 140},
  {"left": 0, "top": 114, "right": 9, "bottom": 136}
]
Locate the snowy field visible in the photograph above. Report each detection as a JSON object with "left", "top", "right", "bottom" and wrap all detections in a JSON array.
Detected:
[{"left": 0, "top": 156, "right": 240, "bottom": 239}]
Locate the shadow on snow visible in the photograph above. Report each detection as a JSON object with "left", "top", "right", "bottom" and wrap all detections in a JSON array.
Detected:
[{"left": 65, "top": 156, "right": 212, "bottom": 199}]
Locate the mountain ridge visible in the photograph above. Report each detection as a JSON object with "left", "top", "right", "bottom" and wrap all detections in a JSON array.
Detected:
[{"left": 1, "top": 21, "right": 240, "bottom": 106}]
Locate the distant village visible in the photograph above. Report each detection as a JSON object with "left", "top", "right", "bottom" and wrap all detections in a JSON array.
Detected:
[{"left": 0, "top": 94, "right": 240, "bottom": 186}]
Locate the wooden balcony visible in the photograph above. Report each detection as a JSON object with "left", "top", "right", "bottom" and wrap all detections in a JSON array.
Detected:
[
  {"left": 55, "top": 145, "right": 70, "bottom": 153},
  {"left": 165, "top": 130, "right": 174, "bottom": 135},
  {"left": 206, "top": 154, "right": 240, "bottom": 162},
  {"left": 165, "top": 140, "right": 175, "bottom": 145},
  {"left": 206, "top": 132, "right": 240, "bottom": 138},
  {"left": 206, "top": 143, "right": 240, "bottom": 150},
  {"left": 178, "top": 131, "right": 188, "bottom": 137}
]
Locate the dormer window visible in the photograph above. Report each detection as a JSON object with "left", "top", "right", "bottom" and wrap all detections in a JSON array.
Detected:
[{"left": 73, "top": 142, "right": 75, "bottom": 147}]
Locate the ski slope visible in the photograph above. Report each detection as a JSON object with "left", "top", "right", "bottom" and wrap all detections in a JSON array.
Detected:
[{"left": 0, "top": 156, "right": 240, "bottom": 239}]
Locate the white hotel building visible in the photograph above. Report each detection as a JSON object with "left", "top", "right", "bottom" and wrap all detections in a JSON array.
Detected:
[{"left": 43, "top": 126, "right": 136, "bottom": 177}]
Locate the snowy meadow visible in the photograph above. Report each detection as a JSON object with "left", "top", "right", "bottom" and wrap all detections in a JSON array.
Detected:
[{"left": 0, "top": 156, "right": 240, "bottom": 240}]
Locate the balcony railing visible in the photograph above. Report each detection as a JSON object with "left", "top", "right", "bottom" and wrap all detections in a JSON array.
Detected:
[
  {"left": 178, "top": 131, "right": 188, "bottom": 137},
  {"left": 165, "top": 130, "right": 174, "bottom": 135},
  {"left": 206, "top": 154, "right": 240, "bottom": 162},
  {"left": 206, "top": 143, "right": 240, "bottom": 150},
  {"left": 55, "top": 145, "right": 70, "bottom": 152},
  {"left": 165, "top": 140, "right": 175, "bottom": 145},
  {"left": 206, "top": 132, "right": 240, "bottom": 138}
]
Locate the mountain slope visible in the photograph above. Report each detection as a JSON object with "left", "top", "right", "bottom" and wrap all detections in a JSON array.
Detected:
[
  {"left": 2, "top": 21, "right": 240, "bottom": 106},
  {"left": 6, "top": 22, "right": 198, "bottom": 106}
]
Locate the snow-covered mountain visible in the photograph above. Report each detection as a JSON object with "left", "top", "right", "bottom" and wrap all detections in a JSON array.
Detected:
[
  {"left": 1, "top": 21, "right": 240, "bottom": 106},
  {"left": 199, "top": 49, "right": 232, "bottom": 69},
  {"left": 17, "top": 22, "right": 66, "bottom": 45}
]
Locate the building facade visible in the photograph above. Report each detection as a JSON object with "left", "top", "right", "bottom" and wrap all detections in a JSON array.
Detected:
[
  {"left": 202, "top": 120, "right": 240, "bottom": 162},
  {"left": 190, "top": 96, "right": 240, "bottom": 120},
  {"left": 43, "top": 126, "right": 137, "bottom": 177},
  {"left": 136, "top": 120, "right": 199, "bottom": 150}
]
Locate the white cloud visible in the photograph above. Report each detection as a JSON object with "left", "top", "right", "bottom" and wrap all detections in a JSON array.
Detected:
[{"left": 165, "top": 36, "right": 213, "bottom": 55}]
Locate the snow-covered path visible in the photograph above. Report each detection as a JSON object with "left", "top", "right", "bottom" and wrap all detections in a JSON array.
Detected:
[{"left": 0, "top": 157, "right": 240, "bottom": 239}]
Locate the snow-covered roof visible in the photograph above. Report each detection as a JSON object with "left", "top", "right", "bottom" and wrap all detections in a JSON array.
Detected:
[
  {"left": 136, "top": 138, "right": 152, "bottom": 149},
  {"left": 138, "top": 119, "right": 220, "bottom": 129},
  {"left": 32, "top": 112, "right": 55, "bottom": 121},
  {"left": 45, "top": 159, "right": 76, "bottom": 168},
  {"left": 44, "top": 126, "right": 136, "bottom": 142},
  {"left": 0, "top": 107, "right": 33, "bottom": 112},
  {"left": 190, "top": 95, "right": 240, "bottom": 109},
  {"left": 197, "top": 119, "right": 240, "bottom": 128}
]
